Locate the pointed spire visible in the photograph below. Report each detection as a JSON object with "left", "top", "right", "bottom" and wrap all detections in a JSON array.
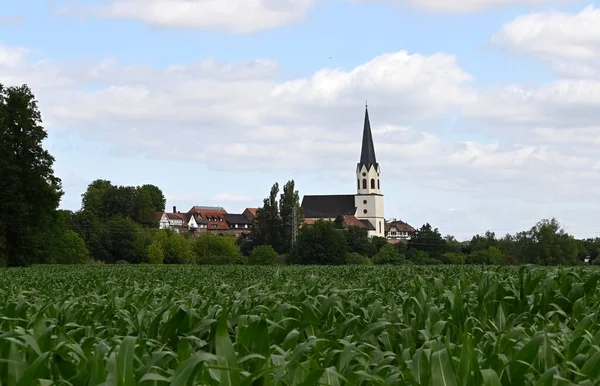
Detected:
[{"left": 358, "top": 104, "right": 378, "bottom": 170}]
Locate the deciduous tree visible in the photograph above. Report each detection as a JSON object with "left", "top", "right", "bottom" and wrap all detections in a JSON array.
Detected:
[{"left": 0, "top": 84, "right": 63, "bottom": 266}]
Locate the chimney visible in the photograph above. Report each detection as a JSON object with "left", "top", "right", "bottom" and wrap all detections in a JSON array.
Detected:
[{"left": 173, "top": 206, "right": 176, "bottom": 213}]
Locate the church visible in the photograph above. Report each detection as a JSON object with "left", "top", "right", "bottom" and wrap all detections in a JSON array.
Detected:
[{"left": 301, "top": 105, "right": 385, "bottom": 238}]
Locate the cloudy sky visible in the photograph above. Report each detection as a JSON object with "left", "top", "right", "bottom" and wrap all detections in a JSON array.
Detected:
[{"left": 3, "top": 0, "right": 600, "bottom": 240}]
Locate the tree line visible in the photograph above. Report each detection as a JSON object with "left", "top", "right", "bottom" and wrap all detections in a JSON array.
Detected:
[{"left": 1, "top": 82, "right": 598, "bottom": 267}]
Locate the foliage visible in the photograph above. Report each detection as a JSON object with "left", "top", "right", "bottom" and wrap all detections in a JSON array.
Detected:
[
  {"left": 279, "top": 180, "right": 303, "bottom": 254},
  {"left": 193, "top": 233, "right": 242, "bottom": 264},
  {"left": 372, "top": 243, "right": 405, "bottom": 265},
  {"left": 408, "top": 223, "right": 447, "bottom": 260},
  {"left": 103, "top": 215, "right": 141, "bottom": 263},
  {"left": 290, "top": 219, "right": 348, "bottom": 265},
  {"left": 466, "top": 246, "right": 504, "bottom": 265},
  {"left": 250, "top": 183, "right": 283, "bottom": 253},
  {"left": 345, "top": 252, "right": 372, "bottom": 265},
  {"left": 345, "top": 226, "right": 373, "bottom": 256},
  {"left": 370, "top": 236, "right": 389, "bottom": 255},
  {"left": 151, "top": 229, "right": 194, "bottom": 265},
  {"left": 0, "top": 83, "right": 63, "bottom": 266},
  {"left": 248, "top": 245, "right": 280, "bottom": 265},
  {"left": 441, "top": 252, "right": 466, "bottom": 265},
  {"left": 80, "top": 179, "right": 165, "bottom": 226},
  {"left": 1, "top": 265, "right": 600, "bottom": 384},
  {"left": 47, "top": 230, "right": 90, "bottom": 264}
]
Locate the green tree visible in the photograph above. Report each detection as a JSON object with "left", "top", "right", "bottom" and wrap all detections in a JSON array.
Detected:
[
  {"left": 193, "top": 233, "right": 242, "bottom": 264},
  {"left": 134, "top": 227, "right": 157, "bottom": 263},
  {"left": 370, "top": 236, "right": 389, "bottom": 256},
  {"left": 81, "top": 179, "right": 113, "bottom": 217},
  {"left": 441, "top": 252, "right": 466, "bottom": 265},
  {"left": 147, "top": 241, "right": 165, "bottom": 264},
  {"left": 333, "top": 215, "right": 345, "bottom": 229},
  {"left": 290, "top": 219, "right": 347, "bottom": 265},
  {"left": 0, "top": 84, "right": 63, "bottom": 266},
  {"left": 468, "top": 231, "right": 499, "bottom": 253},
  {"left": 466, "top": 246, "right": 504, "bottom": 265},
  {"left": 521, "top": 218, "right": 578, "bottom": 265},
  {"left": 103, "top": 215, "right": 140, "bottom": 263},
  {"left": 48, "top": 230, "right": 91, "bottom": 264},
  {"left": 372, "top": 244, "right": 405, "bottom": 265},
  {"left": 279, "top": 180, "right": 303, "bottom": 254},
  {"left": 163, "top": 231, "right": 194, "bottom": 264},
  {"left": 248, "top": 245, "right": 280, "bottom": 265},
  {"left": 345, "top": 252, "right": 371, "bottom": 265},
  {"left": 345, "top": 226, "right": 372, "bottom": 256},
  {"left": 250, "top": 183, "right": 283, "bottom": 252},
  {"left": 408, "top": 223, "right": 447, "bottom": 260},
  {"left": 138, "top": 184, "right": 166, "bottom": 212},
  {"left": 71, "top": 210, "right": 110, "bottom": 262}
]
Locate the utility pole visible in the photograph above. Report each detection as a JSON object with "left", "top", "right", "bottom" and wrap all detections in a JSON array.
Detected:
[{"left": 291, "top": 204, "right": 298, "bottom": 246}]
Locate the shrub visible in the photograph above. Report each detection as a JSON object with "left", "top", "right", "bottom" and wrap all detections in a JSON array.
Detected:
[
  {"left": 441, "top": 252, "right": 466, "bottom": 265},
  {"left": 248, "top": 245, "right": 280, "bottom": 265},
  {"left": 193, "top": 233, "right": 243, "bottom": 264},
  {"left": 290, "top": 220, "right": 348, "bottom": 265},
  {"left": 51, "top": 230, "right": 91, "bottom": 264},
  {"left": 345, "top": 252, "right": 371, "bottom": 265},
  {"left": 372, "top": 244, "right": 404, "bottom": 265}
]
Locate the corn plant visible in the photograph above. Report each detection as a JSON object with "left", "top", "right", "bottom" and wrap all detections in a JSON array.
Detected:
[{"left": 0, "top": 265, "right": 599, "bottom": 385}]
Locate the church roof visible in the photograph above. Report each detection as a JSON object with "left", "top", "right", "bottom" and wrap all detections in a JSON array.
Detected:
[
  {"left": 360, "top": 219, "right": 376, "bottom": 230},
  {"left": 358, "top": 105, "right": 378, "bottom": 171},
  {"left": 301, "top": 194, "right": 357, "bottom": 218}
]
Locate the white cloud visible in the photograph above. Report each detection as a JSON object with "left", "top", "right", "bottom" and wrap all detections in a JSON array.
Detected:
[
  {"left": 492, "top": 6, "right": 600, "bottom": 77},
  {"left": 4, "top": 38, "right": 600, "bottom": 236},
  {"left": 54, "top": 0, "right": 579, "bottom": 32},
  {"left": 56, "top": 0, "right": 317, "bottom": 33},
  {"left": 381, "top": 0, "right": 576, "bottom": 13}
]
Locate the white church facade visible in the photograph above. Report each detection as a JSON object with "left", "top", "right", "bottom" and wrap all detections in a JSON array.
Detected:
[{"left": 301, "top": 105, "right": 386, "bottom": 238}]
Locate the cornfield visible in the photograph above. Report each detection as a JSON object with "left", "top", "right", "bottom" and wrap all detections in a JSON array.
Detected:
[{"left": 1, "top": 265, "right": 599, "bottom": 385}]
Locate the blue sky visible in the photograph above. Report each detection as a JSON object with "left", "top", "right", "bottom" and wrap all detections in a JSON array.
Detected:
[{"left": 2, "top": 0, "right": 600, "bottom": 239}]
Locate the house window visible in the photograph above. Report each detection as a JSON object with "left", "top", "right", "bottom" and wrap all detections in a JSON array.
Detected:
[
  {"left": 235, "top": 224, "right": 238, "bottom": 228},
  {"left": 357, "top": 179, "right": 360, "bottom": 190},
  {"left": 362, "top": 179, "right": 367, "bottom": 189},
  {"left": 377, "top": 179, "right": 380, "bottom": 189},
  {"left": 245, "top": 224, "right": 248, "bottom": 228},
  {"left": 363, "top": 209, "right": 367, "bottom": 214},
  {"left": 371, "top": 179, "right": 375, "bottom": 189},
  {"left": 363, "top": 199, "right": 367, "bottom": 204},
  {"left": 379, "top": 221, "right": 382, "bottom": 233}
]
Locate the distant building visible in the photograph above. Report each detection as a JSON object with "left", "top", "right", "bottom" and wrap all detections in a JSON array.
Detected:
[
  {"left": 156, "top": 205, "right": 255, "bottom": 238},
  {"left": 385, "top": 219, "right": 415, "bottom": 243},
  {"left": 300, "top": 105, "right": 386, "bottom": 238}
]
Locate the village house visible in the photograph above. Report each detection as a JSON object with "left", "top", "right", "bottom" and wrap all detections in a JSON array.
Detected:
[
  {"left": 385, "top": 219, "right": 415, "bottom": 243},
  {"left": 156, "top": 205, "right": 256, "bottom": 238}
]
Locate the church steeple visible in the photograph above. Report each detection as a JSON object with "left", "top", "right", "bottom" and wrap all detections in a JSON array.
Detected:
[
  {"left": 356, "top": 103, "right": 381, "bottom": 195},
  {"left": 358, "top": 103, "right": 378, "bottom": 171},
  {"left": 354, "top": 102, "right": 384, "bottom": 238}
]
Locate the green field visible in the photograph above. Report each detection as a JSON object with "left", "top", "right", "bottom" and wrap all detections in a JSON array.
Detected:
[{"left": 1, "top": 265, "right": 600, "bottom": 385}]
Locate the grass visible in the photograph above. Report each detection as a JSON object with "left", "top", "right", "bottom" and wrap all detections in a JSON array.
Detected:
[{"left": 0, "top": 265, "right": 599, "bottom": 385}]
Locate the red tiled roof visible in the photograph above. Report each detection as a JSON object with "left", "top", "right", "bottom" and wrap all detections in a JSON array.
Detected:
[
  {"left": 385, "top": 220, "right": 415, "bottom": 233},
  {"left": 187, "top": 207, "right": 230, "bottom": 230},
  {"left": 244, "top": 208, "right": 258, "bottom": 217},
  {"left": 166, "top": 213, "right": 186, "bottom": 220},
  {"left": 343, "top": 215, "right": 367, "bottom": 228}
]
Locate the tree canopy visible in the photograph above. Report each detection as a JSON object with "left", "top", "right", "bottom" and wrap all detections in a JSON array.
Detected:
[{"left": 0, "top": 84, "right": 63, "bottom": 266}]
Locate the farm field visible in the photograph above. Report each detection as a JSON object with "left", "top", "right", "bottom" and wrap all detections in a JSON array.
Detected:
[{"left": 1, "top": 265, "right": 600, "bottom": 385}]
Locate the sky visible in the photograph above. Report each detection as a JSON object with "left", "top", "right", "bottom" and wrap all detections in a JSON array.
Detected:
[{"left": 2, "top": 0, "right": 600, "bottom": 240}]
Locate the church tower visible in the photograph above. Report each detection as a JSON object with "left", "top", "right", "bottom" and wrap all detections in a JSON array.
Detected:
[{"left": 355, "top": 104, "right": 385, "bottom": 237}]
